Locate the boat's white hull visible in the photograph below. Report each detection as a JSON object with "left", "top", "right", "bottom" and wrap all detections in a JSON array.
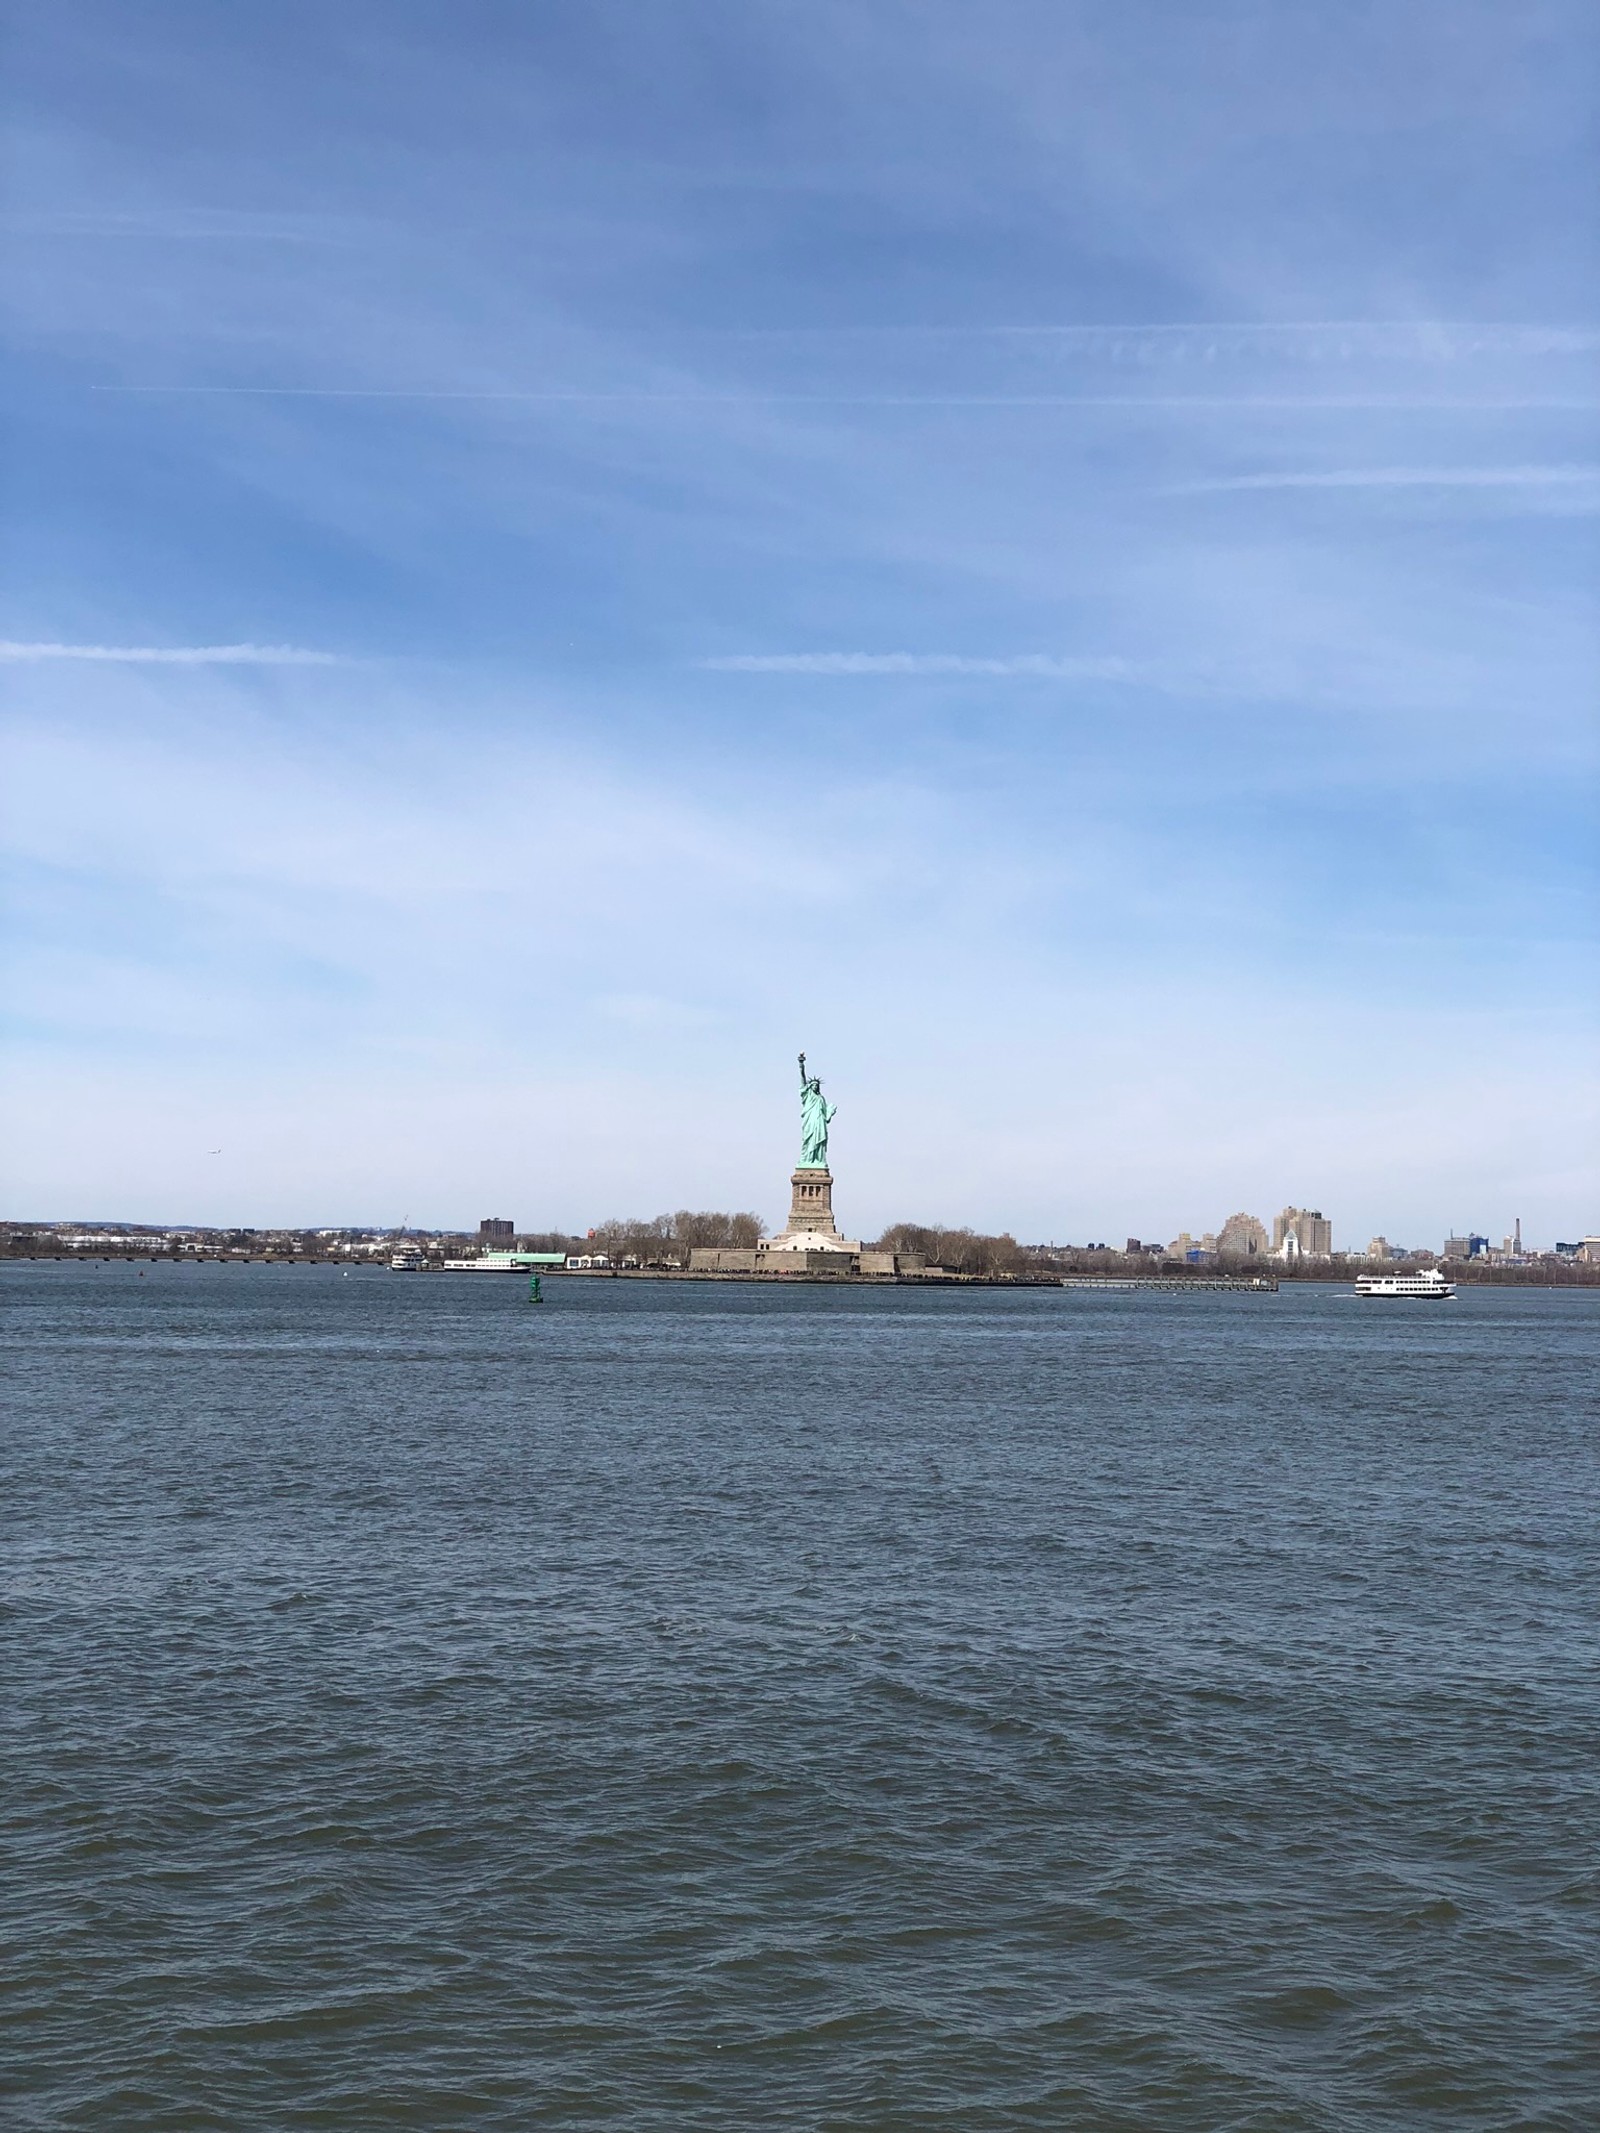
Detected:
[
  {"left": 1354, "top": 1274, "right": 1456, "bottom": 1299},
  {"left": 1356, "top": 1289, "right": 1455, "bottom": 1299}
]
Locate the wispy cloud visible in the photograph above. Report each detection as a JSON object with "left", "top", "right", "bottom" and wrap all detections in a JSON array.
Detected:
[
  {"left": 0, "top": 641, "right": 348, "bottom": 665},
  {"left": 92, "top": 387, "right": 1598, "bottom": 410},
  {"left": 700, "top": 653, "right": 1134, "bottom": 678},
  {"left": 1182, "top": 465, "right": 1600, "bottom": 493},
  {"left": 717, "top": 322, "right": 1600, "bottom": 358},
  {"left": 1, "top": 208, "right": 366, "bottom": 242}
]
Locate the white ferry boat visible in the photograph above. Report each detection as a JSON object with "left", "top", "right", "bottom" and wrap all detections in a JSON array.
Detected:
[
  {"left": 1354, "top": 1267, "right": 1455, "bottom": 1300},
  {"left": 388, "top": 1248, "right": 426, "bottom": 1272}
]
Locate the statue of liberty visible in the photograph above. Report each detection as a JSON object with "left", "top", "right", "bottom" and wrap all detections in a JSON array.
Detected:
[{"left": 796, "top": 1052, "right": 836, "bottom": 1170}]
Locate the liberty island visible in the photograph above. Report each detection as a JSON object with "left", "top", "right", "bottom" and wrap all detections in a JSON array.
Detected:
[
  {"left": 680, "top": 1056, "right": 1277, "bottom": 1284},
  {"left": 690, "top": 1052, "right": 874, "bottom": 1273},
  {"left": 760, "top": 1053, "right": 862, "bottom": 1264}
]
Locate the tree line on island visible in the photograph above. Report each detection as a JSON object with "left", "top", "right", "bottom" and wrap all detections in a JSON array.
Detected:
[
  {"left": 576, "top": 1210, "right": 766, "bottom": 1261},
  {"left": 518, "top": 1215, "right": 1598, "bottom": 1284},
  {"left": 525, "top": 1214, "right": 1194, "bottom": 1276},
  {"left": 518, "top": 1211, "right": 1026, "bottom": 1271}
]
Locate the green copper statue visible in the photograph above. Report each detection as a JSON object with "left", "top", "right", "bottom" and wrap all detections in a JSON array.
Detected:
[{"left": 797, "top": 1052, "right": 836, "bottom": 1170}]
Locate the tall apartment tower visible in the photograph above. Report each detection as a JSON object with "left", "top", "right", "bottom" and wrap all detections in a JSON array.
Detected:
[
  {"left": 478, "top": 1217, "right": 515, "bottom": 1246},
  {"left": 1274, "top": 1206, "right": 1333, "bottom": 1258},
  {"left": 1217, "top": 1213, "right": 1269, "bottom": 1257}
]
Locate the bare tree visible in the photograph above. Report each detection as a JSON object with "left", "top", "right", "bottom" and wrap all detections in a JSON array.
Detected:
[
  {"left": 589, "top": 1215, "right": 675, "bottom": 1266},
  {"left": 869, "top": 1222, "right": 1025, "bottom": 1277},
  {"left": 673, "top": 1209, "right": 767, "bottom": 1250},
  {"left": 586, "top": 1211, "right": 766, "bottom": 1267}
]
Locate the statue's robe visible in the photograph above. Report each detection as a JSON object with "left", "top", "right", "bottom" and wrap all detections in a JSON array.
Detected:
[{"left": 799, "top": 1086, "right": 836, "bottom": 1169}]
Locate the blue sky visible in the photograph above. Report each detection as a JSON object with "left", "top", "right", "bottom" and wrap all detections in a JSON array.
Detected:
[{"left": 2, "top": 0, "right": 1596, "bottom": 1245}]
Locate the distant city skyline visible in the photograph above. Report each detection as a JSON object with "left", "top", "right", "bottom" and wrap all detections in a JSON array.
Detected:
[{"left": 9, "top": 1210, "right": 1591, "bottom": 1266}]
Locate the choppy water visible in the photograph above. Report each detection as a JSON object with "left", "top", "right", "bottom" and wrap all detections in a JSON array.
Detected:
[{"left": 4, "top": 1264, "right": 1597, "bottom": 2129}]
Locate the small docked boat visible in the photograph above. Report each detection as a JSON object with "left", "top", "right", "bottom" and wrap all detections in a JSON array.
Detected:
[{"left": 1354, "top": 1267, "right": 1455, "bottom": 1299}]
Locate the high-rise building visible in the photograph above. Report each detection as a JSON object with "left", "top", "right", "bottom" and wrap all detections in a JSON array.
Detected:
[
  {"left": 1273, "top": 1207, "right": 1333, "bottom": 1258},
  {"left": 1217, "top": 1212, "right": 1269, "bottom": 1257},
  {"left": 1367, "top": 1236, "right": 1391, "bottom": 1260},
  {"left": 478, "top": 1217, "right": 515, "bottom": 1245}
]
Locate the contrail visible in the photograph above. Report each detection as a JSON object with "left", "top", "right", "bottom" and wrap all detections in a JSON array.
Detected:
[
  {"left": 91, "top": 387, "right": 1599, "bottom": 409},
  {"left": 0, "top": 641, "right": 348, "bottom": 665},
  {"left": 1178, "top": 464, "right": 1600, "bottom": 491},
  {"left": 701, "top": 654, "right": 1134, "bottom": 677}
]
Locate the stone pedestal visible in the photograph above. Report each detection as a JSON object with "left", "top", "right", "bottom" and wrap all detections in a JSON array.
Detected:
[
  {"left": 785, "top": 1167, "right": 837, "bottom": 1237},
  {"left": 759, "top": 1168, "right": 860, "bottom": 1261}
]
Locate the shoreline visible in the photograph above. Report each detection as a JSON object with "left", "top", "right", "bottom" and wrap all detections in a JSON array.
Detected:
[{"left": 5, "top": 1255, "right": 1595, "bottom": 1291}]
